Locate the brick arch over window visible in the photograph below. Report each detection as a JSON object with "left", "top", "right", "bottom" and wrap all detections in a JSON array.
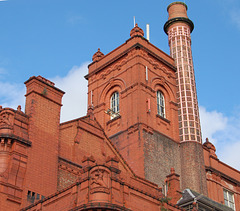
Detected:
[
  {"left": 151, "top": 77, "right": 176, "bottom": 102},
  {"left": 152, "top": 78, "right": 175, "bottom": 120},
  {"left": 104, "top": 86, "right": 122, "bottom": 120},
  {"left": 99, "top": 78, "right": 126, "bottom": 103},
  {"left": 99, "top": 78, "right": 125, "bottom": 119},
  {"left": 154, "top": 85, "right": 169, "bottom": 118}
]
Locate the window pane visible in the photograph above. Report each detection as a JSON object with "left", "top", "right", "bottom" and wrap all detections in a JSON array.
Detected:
[
  {"left": 230, "top": 203, "right": 234, "bottom": 209},
  {"left": 223, "top": 190, "right": 227, "bottom": 200},
  {"left": 110, "top": 92, "right": 119, "bottom": 119},
  {"left": 224, "top": 199, "right": 228, "bottom": 205},
  {"left": 157, "top": 91, "right": 165, "bottom": 117},
  {"left": 229, "top": 193, "right": 233, "bottom": 202},
  {"left": 223, "top": 189, "right": 235, "bottom": 210}
]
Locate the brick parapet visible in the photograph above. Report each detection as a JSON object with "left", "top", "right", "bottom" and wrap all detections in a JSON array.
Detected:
[
  {"left": 87, "top": 35, "right": 176, "bottom": 75},
  {"left": 21, "top": 164, "right": 183, "bottom": 211}
]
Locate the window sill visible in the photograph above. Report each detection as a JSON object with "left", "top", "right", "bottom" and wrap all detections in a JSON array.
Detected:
[
  {"left": 106, "top": 115, "right": 121, "bottom": 125},
  {"left": 156, "top": 114, "right": 170, "bottom": 124}
]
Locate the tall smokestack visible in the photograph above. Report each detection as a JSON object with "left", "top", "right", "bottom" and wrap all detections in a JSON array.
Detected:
[{"left": 164, "top": 2, "right": 207, "bottom": 195}]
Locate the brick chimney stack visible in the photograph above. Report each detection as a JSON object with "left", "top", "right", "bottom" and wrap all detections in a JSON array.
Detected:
[
  {"left": 23, "top": 76, "right": 65, "bottom": 205},
  {"left": 164, "top": 2, "right": 200, "bottom": 143},
  {"left": 164, "top": 2, "right": 207, "bottom": 195}
]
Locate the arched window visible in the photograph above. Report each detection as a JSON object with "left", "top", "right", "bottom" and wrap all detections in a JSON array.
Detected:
[
  {"left": 157, "top": 91, "right": 165, "bottom": 118},
  {"left": 110, "top": 91, "right": 119, "bottom": 119}
]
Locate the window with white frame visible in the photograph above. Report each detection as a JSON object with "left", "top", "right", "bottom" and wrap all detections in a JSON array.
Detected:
[
  {"left": 157, "top": 90, "right": 165, "bottom": 118},
  {"left": 223, "top": 189, "right": 235, "bottom": 210},
  {"left": 110, "top": 91, "right": 119, "bottom": 119},
  {"left": 164, "top": 181, "right": 168, "bottom": 196}
]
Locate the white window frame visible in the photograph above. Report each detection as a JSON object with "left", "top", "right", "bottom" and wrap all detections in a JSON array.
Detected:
[
  {"left": 157, "top": 90, "right": 165, "bottom": 118},
  {"left": 164, "top": 181, "right": 168, "bottom": 196},
  {"left": 110, "top": 91, "right": 119, "bottom": 119},
  {"left": 223, "top": 189, "right": 235, "bottom": 210}
]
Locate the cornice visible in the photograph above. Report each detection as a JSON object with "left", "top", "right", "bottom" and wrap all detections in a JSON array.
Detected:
[
  {"left": 164, "top": 17, "right": 194, "bottom": 34},
  {"left": 0, "top": 133, "right": 31, "bottom": 146},
  {"left": 205, "top": 166, "right": 240, "bottom": 186},
  {"left": 85, "top": 43, "right": 176, "bottom": 80}
]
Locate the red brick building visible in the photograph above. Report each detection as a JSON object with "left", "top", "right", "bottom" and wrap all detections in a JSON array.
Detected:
[{"left": 0, "top": 2, "right": 239, "bottom": 211}]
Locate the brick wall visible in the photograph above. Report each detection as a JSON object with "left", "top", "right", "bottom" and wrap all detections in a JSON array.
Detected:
[
  {"left": 22, "top": 76, "right": 64, "bottom": 207},
  {"left": 143, "top": 130, "right": 181, "bottom": 187},
  {"left": 180, "top": 141, "right": 207, "bottom": 195}
]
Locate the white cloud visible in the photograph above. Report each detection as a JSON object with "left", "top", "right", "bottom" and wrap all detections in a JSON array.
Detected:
[
  {"left": 200, "top": 106, "right": 240, "bottom": 170},
  {"left": 220, "top": 141, "right": 240, "bottom": 170},
  {"left": 199, "top": 106, "right": 228, "bottom": 145},
  {"left": 52, "top": 62, "right": 89, "bottom": 122},
  {"left": 0, "top": 62, "right": 89, "bottom": 122},
  {"left": 0, "top": 81, "right": 25, "bottom": 110}
]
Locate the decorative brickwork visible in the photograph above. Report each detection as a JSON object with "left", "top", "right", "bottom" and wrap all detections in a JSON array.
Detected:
[
  {"left": 164, "top": 2, "right": 208, "bottom": 196},
  {"left": 165, "top": 3, "right": 201, "bottom": 143},
  {"left": 21, "top": 162, "right": 184, "bottom": 211},
  {"left": 58, "top": 157, "right": 82, "bottom": 191},
  {"left": 0, "top": 2, "right": 239, "bottom": 211}
]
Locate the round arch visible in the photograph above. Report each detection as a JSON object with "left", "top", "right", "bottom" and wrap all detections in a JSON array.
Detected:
[
  {"left": 151, "top": 77, "right": 176, "bottom": 101},
  {"left": 99, "top": 78, "right": 126, "bottom": 103}
]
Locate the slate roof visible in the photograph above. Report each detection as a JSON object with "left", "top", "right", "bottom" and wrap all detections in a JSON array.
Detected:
[{"left": 177, "top": 189, "right": 233, "bottom": 211}]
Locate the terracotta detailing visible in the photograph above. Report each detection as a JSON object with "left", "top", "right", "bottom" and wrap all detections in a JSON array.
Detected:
[
  {"left": 0, "top": 2, "right": 240, "bottom": 211},
  {"left": 20, "top": 163, "right": 183, "bottom": 211},
  {"left": 130, "top": 23, "right": 144, "bottom": 38},
  {"left": 85, "top": 25, "right": 180, "bottom": 187},
  {"left": 92, "top": 48, "right": 104, "bottom": 62},
  {"left": 56, "top": 115, "right": 182, "bottom": 210},
  {"left": 86, "top": 26, "right": 178, "bottom": 144},
  {"left": 58, "top": 157, "right": 82, "bottom": 191},
  {"left": 203, "top": 138, "right": 217, "bottom": 158},
  {"left": 0, "top": 107, "right": 30, "bottom": 206}
]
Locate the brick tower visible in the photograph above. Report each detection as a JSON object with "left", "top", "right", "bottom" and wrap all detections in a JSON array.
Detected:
[
  {"left": 85, "top": 25, "right": 181, "bottom": 187},
  {"left": 164, "top": 2, "right": 207, "bottom": 195}
]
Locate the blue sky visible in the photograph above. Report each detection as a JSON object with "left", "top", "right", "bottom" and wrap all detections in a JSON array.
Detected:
[{"left": 0, "top": 0, "right": 240, "bottom": 170}]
